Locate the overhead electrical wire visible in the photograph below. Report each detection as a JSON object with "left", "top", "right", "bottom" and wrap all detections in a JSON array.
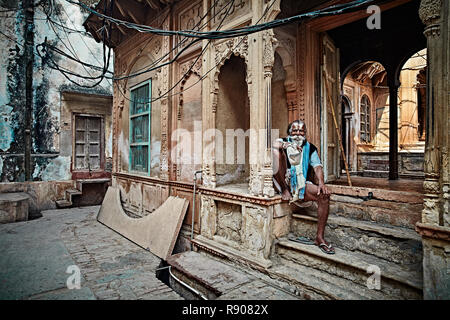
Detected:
[
  {"left": 38, "top": 0, "right": 226, "bottom": 86},
  {"left": 66, "top": 0, "right": 374, "bottom": 40},
  {"left": 115, "top": 0, "right": 239, "bottom": 105},
  {"left": 144, "top": 0, "right": 279, "bottom": 105},
  {"left": 114, "top": 0, "right": 226, "bottom": 80},
  {"left": 37, "top": 0, "right": 114, "bottom": 88},
  {"left": 54, "top": 0, "right": 113, "bottom": 91},
  {"left": 39, "top": 0, "right": 375, "bottom": 94}
]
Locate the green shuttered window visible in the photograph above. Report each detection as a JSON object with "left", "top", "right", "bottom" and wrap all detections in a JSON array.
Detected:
[{"left": 130, "top": 80, "right": 151, "bottom": 174}]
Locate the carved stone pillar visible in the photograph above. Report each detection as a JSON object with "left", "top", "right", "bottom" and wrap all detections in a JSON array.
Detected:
[
  {"left": 419, "top": 0, "right": 442, "bottom": 225},
  {"left": 261, "top": 29, "right": 277, "bottom": 198},
  {"left": 159, "top": 16, "right": 171, "bottom": 182},
  {"left": 416, "top": 0, "right": 450, "bottom": 300},
  {"left": 286, "top": 90, "right": 298, "bottom": 124},
  {"left": 387, "top": 73, "right": 399, "bottom": 180}
]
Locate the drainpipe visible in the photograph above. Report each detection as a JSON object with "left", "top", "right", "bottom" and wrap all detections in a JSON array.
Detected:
[
  {"left": 23, "top": 0, "right": 34, "bottom": 181},
  {"left": 191, "top": 170, "right": 202, "bottom": 250}
]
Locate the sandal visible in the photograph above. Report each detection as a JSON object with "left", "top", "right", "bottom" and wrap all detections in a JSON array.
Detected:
[
  {"left": 317, "top": 242, "right": 335, "bottom": 255},
  {"left": 290, "top": 236, "right": 314, "bottom": 245}
]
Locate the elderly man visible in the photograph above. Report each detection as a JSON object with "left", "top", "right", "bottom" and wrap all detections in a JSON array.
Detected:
[{"left": 273, "top": 120, "right": 334, "bottom": 254}]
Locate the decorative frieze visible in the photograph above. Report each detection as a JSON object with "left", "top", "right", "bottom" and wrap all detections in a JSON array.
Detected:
[
  {"left": 212, "top": 0, "right": 250, "bottom": 28},
  {"left": 177, "top": 2, "right": 203, "bottom": 51}
]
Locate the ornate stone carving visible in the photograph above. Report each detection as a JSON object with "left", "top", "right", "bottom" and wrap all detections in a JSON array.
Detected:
[
  {"left": 419, "top": 0, "right": 442, "bottom": 25},
  {"left": 177, "top": 2, "right": 203, "bottom": 50},
  {"left": 297, "top": 25, "right": 306, "bottom": 121},
  {"left": 214, "top": 36, "right": 249, "bottom": 68},
  {"left": 216, "top": 201, "right": 242, "bottom": 244},
  {"left": 419, "top": 0, "right": 442, "bottom": 37},
  {"left": 262, "top": 29, "right": 278, "bottom": 76},
  {"left": 242, "top": 206, "right": 267, "bottom": 255},
  {"left": 212, "top": 0, "right": 249, "bottom": 28},
  {"left": 200, "top": 196, "right": 216, "bottom": 239},
  {"left": 248, "top": 165, "right": 262, "bottom": 196},
  {"left": 424, "top": 180, "right": 441, "bottom": 194}
]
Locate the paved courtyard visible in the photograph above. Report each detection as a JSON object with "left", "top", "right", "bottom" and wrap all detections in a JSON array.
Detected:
[{"left": 0, "top": 206, "right": 182, "bottom": 300}]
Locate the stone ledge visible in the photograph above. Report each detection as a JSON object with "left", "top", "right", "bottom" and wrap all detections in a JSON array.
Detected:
[
  {"left": 293, "top": 213, "right": 422, "bottom": 241},
  {"left": 416, "top": 222, "right": 450, "bottom": 241},
  {"left": 328, "top": 184, "right": 423, "bottom": 204}
]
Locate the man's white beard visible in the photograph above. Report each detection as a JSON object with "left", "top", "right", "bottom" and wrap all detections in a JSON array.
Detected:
[{"left": 290, "top": 135, "right": 305, "bottom": 147}]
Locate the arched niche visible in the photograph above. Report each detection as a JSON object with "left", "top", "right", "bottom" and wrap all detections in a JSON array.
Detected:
[
  {"left": 215, "top": 55, "right": 250, "bottom": 186},
  {"left": 176, "top": 70, "right": 202, "bottom": 182}
]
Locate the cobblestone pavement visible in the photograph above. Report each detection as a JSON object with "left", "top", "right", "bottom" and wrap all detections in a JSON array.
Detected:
[
  {"left": 0, "top": 205, "right": 302, "bottom": 301},
  {"left": 0, "top": 206, "right": 181, "bottom": 300}
]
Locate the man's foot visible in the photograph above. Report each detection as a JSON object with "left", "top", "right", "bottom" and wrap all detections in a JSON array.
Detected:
[
  {"left": 281, "top": 189, "right": 292, "bottom": 201},
  {"left": 315, "top": 239, "right": 335, "bottom": 254}
]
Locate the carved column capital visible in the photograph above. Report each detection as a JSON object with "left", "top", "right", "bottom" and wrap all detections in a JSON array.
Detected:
[
  {"left": 419, "top": 0, "right": 442, "bottom": 37},
  {"left": 419, "top": 0, "right": 442, "bottom": 25}
]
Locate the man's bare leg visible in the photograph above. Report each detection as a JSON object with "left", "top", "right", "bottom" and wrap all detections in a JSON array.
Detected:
[
  {"left": 272, "top": 148, "right": 292, "bottom": 201},
  {"left": 303, "top": 183, "right": 333, "bottom": 252}
]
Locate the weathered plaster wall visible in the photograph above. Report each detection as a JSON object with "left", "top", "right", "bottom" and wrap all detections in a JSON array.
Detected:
[
  {"left": 0, "top": 1, "right": 112, "bottom": 183},
  {"left": 177, "top": 72, "right": 202, "bottom": 182}
]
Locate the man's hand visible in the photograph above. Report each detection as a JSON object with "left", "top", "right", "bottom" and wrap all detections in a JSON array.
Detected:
[{"left": 317, "top": 182, "right": 330, "bottom": 197}]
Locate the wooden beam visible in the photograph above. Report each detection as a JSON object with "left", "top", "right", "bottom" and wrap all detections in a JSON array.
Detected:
[
  {"left": 308, "top": 0, "right": 412, "bottom": 32},
  {"left": 115, "top": 0, "right": 127, "bottom": 18},
  {"left": 114, "top": 0, "right": 147, "bottom": 25},
  {"left": 115, "top": 24, "right": 127, "bottom": 36},
  {"left": 144, "top": 0, "right": 160, "bottom": 10}
]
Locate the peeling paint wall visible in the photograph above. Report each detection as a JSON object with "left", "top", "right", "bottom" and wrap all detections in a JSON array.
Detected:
[{"left": 0, "top": 0, "right": 112, "bottom": 182}]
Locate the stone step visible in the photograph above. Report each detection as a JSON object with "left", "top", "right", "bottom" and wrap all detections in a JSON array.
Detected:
[
  {"left": 167, "top": 251, "right": 272, "bottom": 300},
  {"left": 276, "top": 239, "right": 423, "bottom": 299},
  {"left": 291, "top": 213, "right": 423, "bottom": 265},
  {"left": 55, "top": 199, "right": 72, "bottom": 208},
  {"left": 268, "top": 258, "right": 392, "bottom": 300},
  {"left": 66, "top": 189, "right": 82, "bottom": 197},
  {"left": 325, "top": 185, "right": 422, "bottom": 229}
]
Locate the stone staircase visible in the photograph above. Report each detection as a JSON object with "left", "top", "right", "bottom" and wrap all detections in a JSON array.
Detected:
[
  {"left": 171, "top": 182, "right": 424, "bottom": 300},
  {"left": 56, "top": 178, "right": 110, "bottom": 208},
  {"left": 269, "top": 186, "right": 424, "bottom": 300}
]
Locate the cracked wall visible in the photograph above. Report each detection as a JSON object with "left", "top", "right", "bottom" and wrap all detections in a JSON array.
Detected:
[{"left": 0, "top": 0, "right": 112, "bottom": 182}]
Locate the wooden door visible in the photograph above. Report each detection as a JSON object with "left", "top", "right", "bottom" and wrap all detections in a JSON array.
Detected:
[
  {"left": 320, "top": 34, "right": 340, "bottom": 182},
  {"left": 74, "top": 115, "right": 103, "bottom": 171}
]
